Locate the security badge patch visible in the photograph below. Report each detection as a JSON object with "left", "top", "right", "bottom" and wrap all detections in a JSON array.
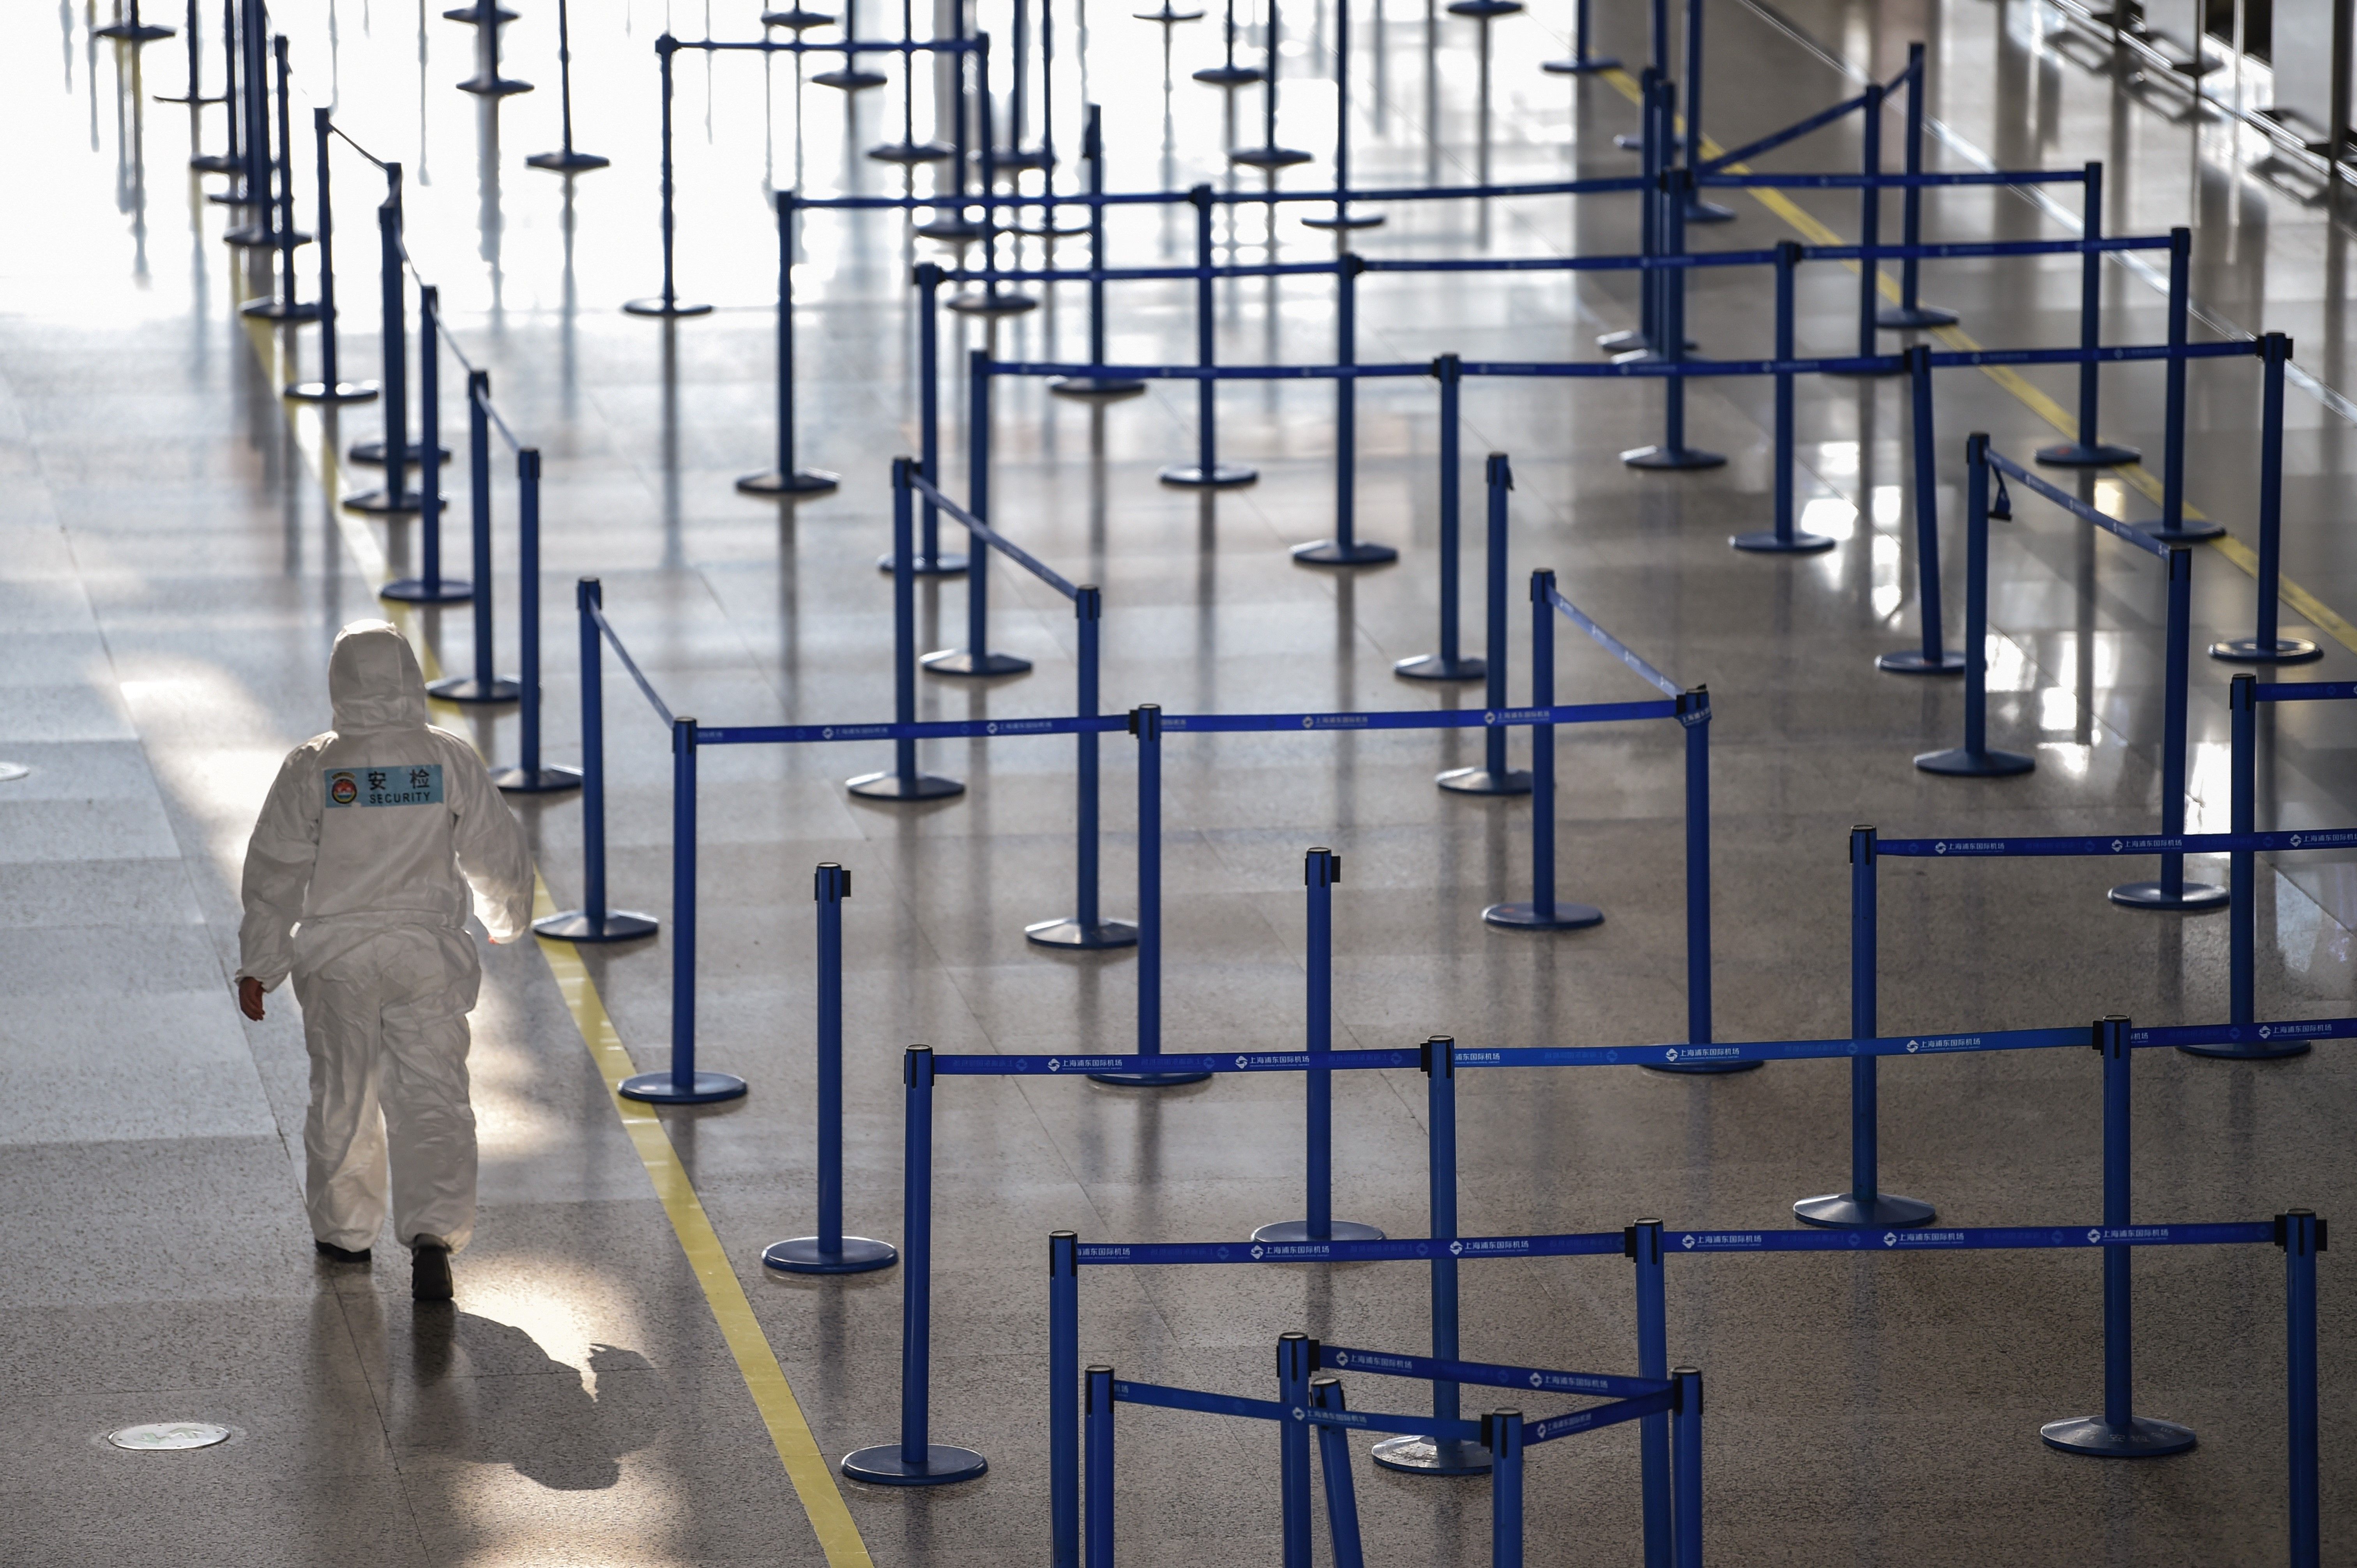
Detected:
[{"left": 325, "top": 764, "right": 443, "bottom": 808}]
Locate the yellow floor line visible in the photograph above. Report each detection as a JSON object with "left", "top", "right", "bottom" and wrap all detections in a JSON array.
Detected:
[
  {"left": 1597, "top": 67, "right": 2357, "bottom": 657},
  {"left": 238, "top": 316, "right": 875, "bottom": 1568}
]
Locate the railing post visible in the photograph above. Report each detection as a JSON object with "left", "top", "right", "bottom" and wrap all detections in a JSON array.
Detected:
[
  {"left": 239, "top": 36, "right": 317, "bottom": 321},
  {"left": 2037, "top": 164, "right": 2137, "bottom": 466},
  {"left": 1856, "top": 82, "right": 1883, "bottom": 360},
  {"left": 1876, "top": 344, "right": 1965, "bottom": 673},
  {"left": 2152, "top": 228, "right": 2221, "bottom": 542},
  {"left": 1083, "top": 1365, "right": 1115, "bottom": 1568},
  {"left": 2279, "top": 1210, "right": 2323, "bottom": 1568},
  {"left": 1624, "top": 164, "right": 1724, "bottom": 470},
  {"left": 527, "top": 0, "right": 610, "bottom": 170},
  {"left": 1878, "top": 44, "right": 1957, "bottom": 328},
  {"left": 1307, "top": 1379, "right": 1367, "bottom": 1568},
  {"left": 1159, "top": 185, "right": 1254, "bottom": 486},
  {"left": 844, "top": 1047, "right": 988, "bottom": 1482},
  {"left": 1735, "top": 241, "right": 1832, "bottom": 552},
  {"left": 1487, "top": 1409, "right": 1526, "bottom": 1568},
  {"left": 429, "top": 372, "right": 522, "bottom": 703},
  {"left": 624, "top": 36, "right": 714, "bottom": 317},
  {"left": 535, "top": 580, "right": 660, "bottom": 942},
  {"left": 849, "top": 457, "right": 963, "bottom": 799},
  {"left": 286, "top": 109, "right": 376, "bottom": 402},
  {"left": 1917, "top": 434, "right": 2033, "bottom": 775},
  {"left": 739, "top": 191, "right": 840, "bottom": 496},
  {"left": 2213, "top": 333, "right": 2316, "bottom": 661},
  {"left": 2042, "top": 1016, "right": 2197, "bottom": 1455},
  {"left": 1294, "top": 256, "right": 1396, "bottom": 564},
  {"left": 1277, "top": 1333, "right": 1315, "bottom": 1568},
  {"left": 1439, "top": 454, "right": 1532, "bottom": 794},
  {"left": 1030, "top": 585, "right": 1134, "bottom": 946},
  {"left": 879, "top": 263, "right": 966, "bottom": 574},
  {"left": 1653, "top": 685, "right": 1746, "bottom": 1076},
  {"left": 1398, "top": 356, "right": 1482, "bottom": 678},
  {"left": 1679, "top": 0, "right": 1732, "bottom": 221},
  {"left": 1050, "top": 106, "right": 1145, "bottom": 396},
  {"left": 1050, "top": 1233, "right": 1081, "bottom": 1568},
  {"left": 2182, "top": 675, "right": 2308, "bottom": 1056},
  {"left": 766, "top": 864, "right": 897, "bottom": 1272},
  {"left": 379, "top": 284, "right": 464, "bottom": 600},
  {"left": 1254, "top": 850, "right": 1381, "bottom": 1243},
  {"left": 1671, "top": 1368, "right": 1703, "bottom": 1568},
  {"left": 921, "top": 352, "right": 1030, "bottom": 676},
  {"left": 618, "top": 719, "right": 746, "bottom": 1102},
  {"left": 491, "top": 449, "right": 580, "bottom": 791},
  {"left": 1092, "top": 707, "right": 1208, "bottom": 1086},
  {"left": 1485, "top": 569, "right": 1602, "bottom": 931},
  {"left": 341, "top": 169, "right": 418, "bottom": 515},
  {"left": 2110, "top": 550, "right": 2227, "bottom": 909},
  {"left": 1628, "top": 1219, "right": 1670, "bottom": 1566}
]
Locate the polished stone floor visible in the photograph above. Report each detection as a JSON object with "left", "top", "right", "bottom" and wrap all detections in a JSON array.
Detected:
[{"left": 3, "top": 0, "right": 2353, "bottom": 1562}]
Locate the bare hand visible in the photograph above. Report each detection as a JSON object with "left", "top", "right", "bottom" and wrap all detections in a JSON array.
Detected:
[{"left": 237, "top": 977, "right": 267, "bottom": 1022}]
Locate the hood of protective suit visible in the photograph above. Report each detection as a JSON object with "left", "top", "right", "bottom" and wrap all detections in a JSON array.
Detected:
[{"left": 329, "top": 621, "right": 429, "bottom": 733}]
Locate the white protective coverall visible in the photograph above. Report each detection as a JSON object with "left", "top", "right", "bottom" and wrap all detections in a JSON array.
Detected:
[{"left": 237, "top": 622, "right": 534, "bottom": 1254}]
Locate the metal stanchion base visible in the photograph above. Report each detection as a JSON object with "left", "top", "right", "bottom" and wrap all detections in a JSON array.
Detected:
[
  {"left": 2035, "top": 439, "right": 2140, "bottom": 466},
  {"left": 425, "top": 674, "right": 523, "bottom": 703},
  {"left": 285, "top": 378, "right": 381, "bottom": 404},
  {"left": 1193, "top": 62, "right": 1264, "bottom": 83},
  {"left": 1394, "top": 652, "right": 1485, "bottom": 681},
  {"left": 993, "top": 147, "right": 1055, "bottom": 170},
  {"left": 190, "top": 153, "right": 242, "bottom": 173},
  {"left": 1050, "top": 376, "right": 1148, "bottom": 397},
  {"left": 1684, "top": 200, "right": 1736, "bottom": 224},
  {"left": 240, "top": 298, "right": 321, "bottom": 323},
  {"left": 921, "top": 648, "right": 1034, "bottom": 677},
  {"left": 619, "top": 1069, "right": 749, "bottom": 1104},
  {"left": 1621, "top": 444, "right": 1726, "bottom": 470},
  {"left": 814, "top": 68, "right": 891, "bottom": 90},
  {"left": 873, "top": 551, "right": 970, "bottom": 576},
  {"left": 946, "top": 291, "right": 1041, "bottom": 316},
  {"left": 1878, "top": 304, "right": 1960, "bottom": 329},
  {"left": 1541, "top": 54, "right": 1620, "bottom": 72},
  {"left": 1793, "top": 1191, "right": 1936, "bottom": 1229},
  {"left": 1302, "top": 210, "right": 1386, "bottom": 230},
  {"left": 846, "top": 770, "right": 966, "bottom": 801},
  {"left": 913, "top": 217, "right": 986, "bottom": 242},
  {"left": 526, "top": 149, "right": 611, "bottom": 172},
  {"left": 764, "top": 1235, "right": 898, "bottom": 1274},
  {"left": 1371, "top": 1436, "right": 1492, "bottom": 1476},
  {"left": 2106, "top": 879, "right": 2230, "bottom": 911},
  {"left": 341, "top": 488, "right": 429, "bottom": 516},
  {"left": 378, "top": 576, "right": 474, "bottom": 604},
  {"left": 1482, "top": 900, "right": 1604, "bottom": 931},
  {"left": 1446, "top": 0, "right": 1523, "bottom": 14},
  {"left": 1915, "top": 745, "right": 2037, "bottom": 777},
  {"left": 868, "top": 141, "right": 956, "bottom": 164},
  {"left": 2149, "top": 521, "right": 2227, "bottom": 544},
  {"left": 1730, "top": 529, "right": 1836, "bottom": 554},
  {"left": 533, "top": 908, "right": 660, "bottom": 942},
  {"left": 456, "top": 76, "right": 535, "bottom": 96},
  {"left": 1436, "top": 766, "right": 1532, "bottom": 796},
  {"left": 1159, "top": 463, "right": 1258, "bottom": 487},
  {"left": 1250, "top": 1219, "right": 1386, "bottom": 1243},
  {"left": 761, "top": 6, "right": 837, "bottom": 25},
  {"left": 623, "top": 297, "right": 716, "bottom": 318},
  {"left": 1133, "top": 5, "right": 1207, "bottom": 19},
  {"left": 1087, "top": 1068, "right": 1215, "bottom": 1085},
  {"left": 95, "top": 22, "right": 179, "bottom": 41},
  {"left": 350, "top": 439, "right": 453, "bottom": 465},
  {"left": 1875, "top": 648, "right": 1967, "bottom": 675},
  {"left": 490, "top": 764, "right": 584, "bottom": 794},
  {"left": 442, "top": 3, "right": 519, "bottom": 19},
  {"left": 840, "top": 1443, "right": 988, "bottom": 1484},
  {"left": 155, "top": 90, "right": 228, "bottom": 103},
  {"left": 2038, "top": 1415, "right": 2196, "bottom": 1458},
  {"left": 2210, "top": 635, "right": 2323, "bottom": 664},
  {"left": 1292, "top": 539, "right": 1399, "bottom": 566},
  {"left": 224, "top": 227, "right": 310, "bottom": 247},
  {"left": 1644, "top": 1058, "right": 1764, "bottom": 1075},
  {"left": 1025, "top": 916, "right": 1141, "bottom": 949},
  {"left": 2180, "top": 1036, "right": 2313, "bottom": 1060},
  {"left": 737, "top": 467, "right": 842, "bottom": 496},
  {"left": 1230, "top": 145, "right": 1315, "bottom": 168}
]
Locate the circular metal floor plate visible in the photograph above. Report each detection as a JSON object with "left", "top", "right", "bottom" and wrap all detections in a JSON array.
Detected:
[{"left": 107, "top": 1421, "right": 231, "bottom": 1451}]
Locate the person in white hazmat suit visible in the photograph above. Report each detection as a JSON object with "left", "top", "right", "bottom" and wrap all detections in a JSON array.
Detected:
[{"left": 235, "top": 622, "right": 534, "bottom": 1301}]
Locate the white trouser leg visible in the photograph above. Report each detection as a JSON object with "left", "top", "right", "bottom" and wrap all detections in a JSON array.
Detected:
[{"left": 294, "top": 966, "right": 392, "bottom": 1252}]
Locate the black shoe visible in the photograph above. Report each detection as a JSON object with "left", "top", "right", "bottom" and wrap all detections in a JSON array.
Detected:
[
  {"left": 314, "top": 1240, "right": 373, "bottom": 1264},
  {"left": 411, "top": 1240, "right": 454, "bottom": 1301}
]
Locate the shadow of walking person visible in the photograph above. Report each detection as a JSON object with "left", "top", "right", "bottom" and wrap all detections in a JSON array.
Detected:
[{"left": 406, "top": 1309, "right": 665, "bottom": 1490}]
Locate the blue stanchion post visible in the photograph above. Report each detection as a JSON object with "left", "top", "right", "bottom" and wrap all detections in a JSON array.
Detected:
[
  {"left": 1051, "top": 1233, "right": 1081, "bottom": 1568},
  {"left": 1092, "top": 707, "right": 1209, "bottom": 1086},
  {"left": 1649, "top": 685, "right": 1746, "bottom": 1075},
  {"left": 1876, "top": 344, "right": 1966, "bottom": 673},
  {"left": 2184, "top": 675, "right": 2306, "bottom": 1057},
  {"left": 916, "top": 22, "right": 987, "bottom": 240},
  {"left": 1051, "top": 106, "right": 1146, "bottom": 396},
  {"left": 1488, "top": 1409, "right": 1526, "bottom": 1568},
  {"left": 342, "top": 170, "right": 420, "bottom": 514},
  {"left": 1028, "top": 586, "right": 1137, "bottom": 947},
  {"left": 850, "top": 459, "right": 965, "bottom": 800},
  {"left": 1671, "top": 1368, "right": 1703, "bottom": 1568},
  {"left": 1603, "top": 71, "right": 1662, "bottom": 353},
  {"left": 1161, "top": 186, "right": 1256, "bottom": 486},
  {"left": 869, "top": 0, "right": 951, "bottom": 161},
  {"left": 1255, "top": 850, "right": 1383, "bottom": 1243},
  {"left": 1486, "top": 568, "right": 1603, "bottom": 929},
  {"left": 241, "top": 37, "right": 318, "bottom": 321},
  {"left": 2213, "top": 334, "right": 2316, "bottom": 662},
  {"left": 947, "top": 38, "right": 1041, "bottom": 319},
  {"left": 2152, "top": 228, "right": 2222, "bottom": 543},
  {"left": 535, "top": 581, "right": 661, "bottom": 943},
  {"left": 1303, "top": 0, "right": 1381, "bottom": 231},
  {"left": 1541, "top": 0, "right": 1619, "bottom": 71},
  {"left": 1877, "top": 44, "right": 1956, "bottom": 329},
  {"left": 1624, "top": 167, "right": 1724, "bottom": 469},
  {"left": 1733, "top": 241, "right": 1832, "bottom": 553},
  {"left": 1230, "top": 0, "right": 1310, "bottom": 166},
  {"left": 2042, "top": 1016, "right": 2197, "bottom": 1456},
  {"left": 1679, "top": 0, "right": 1733, "bottom": 222},
  {"left": 379, "top": 284, "right": 465, "bottom": 599},
  {"left": 922, "top": 351, "right": 1032, "bottom": 676},
  {"left": 2280, "top": 1210, "right": 2323, "bottom": 1568},
  {"left": 1374, "top": 1038, "right": 1492, "bottom": 1474},
  {"left": 2037, "top": 164, "right": 2138, "bottom": 466},
  {"left": 739, "top": 192, "right": 840, "bottom": 496},
  {"left": 879, "top": 264, "right": 968, "bottom": 575},
  {"left": 1439, "top": 455, "right": 1533, "bottom": 794},
  {"left": 766, "top": 864, "right": 898, "bottom": 1272},
  {"left": 1293, "top": 256, "right": 1397, "bottom": 564},
  {"left": 526, "top": 0, "right": 610, "bottom": 170},
  {"left": 1796, "top": 826, "right": 1935, "bottom": 1225},
  {"left": 1277, "top": 1333, "right": 1316, "bottom": 1566},
  {"left": 623, "top": 37, "right": 714, "bottom": 317},
  {"left": 1084, "top": 1364, "right": 1115, "bottom": 1568},
  {"left": 1917, "top": 433, "right": 2034, "bottom": 775},
  {"left": 1308, "top": 1378, "right": 1367, "bottom": 1568},
  {"left": 286, "top": 108, "right": 379, "bottom": 403},
  {"left": 1628, "top": 1218, "right": 1670, "bottom": 1567},
  {"left": 619, "top": 719, "right": 749, "bottom": 1104},
  {"left": 1854, "top": 82, "right": 1884, "bottom": 362},
  {"left": 1398, "top": 356, "right": 1483, "bottom": 680},
  {"left": 491, "top": 449, "right": 582, "bottom": 791},
  {"left": 428, "top": 371, "right": 523, "bottom": 703},
  {"left": 2109, "top": 548, "right": 2228, "bottom": 909},
  {"left": 844, "top": 1047, "right": 989, "bottom": 1482}
]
